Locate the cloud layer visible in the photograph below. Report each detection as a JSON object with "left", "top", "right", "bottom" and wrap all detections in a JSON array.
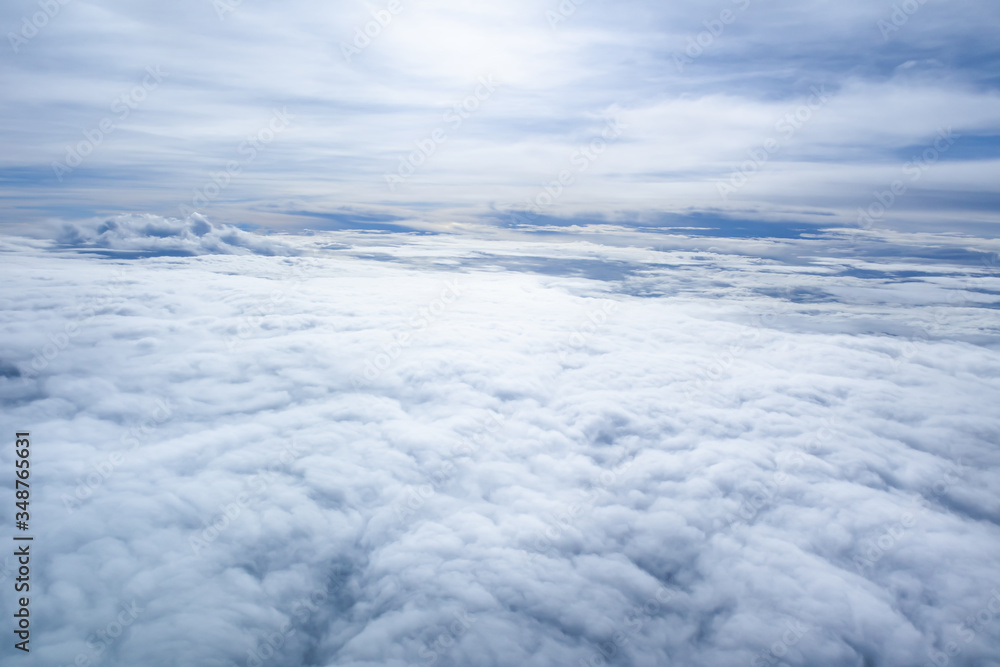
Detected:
[{"left": 2, "top": 227, "right": 999, "bottom": 665}]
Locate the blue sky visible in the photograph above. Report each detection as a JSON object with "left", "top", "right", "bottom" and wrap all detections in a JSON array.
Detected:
[{"left": 2, "top": 0, "right": 999, "bottom": 235}]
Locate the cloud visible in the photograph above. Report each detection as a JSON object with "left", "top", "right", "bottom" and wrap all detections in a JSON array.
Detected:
[
  {"left": 1, "top": 0, "right": 999, "bottom": 232},
  {"left": 54, "top": 213, "right": 298, "bottom": 256},
  {"left": 2, "top": 225, "right": 999, "bottom": 665},
  {"left": 2, "top": 1, "right": 999, "bottom": 662}
]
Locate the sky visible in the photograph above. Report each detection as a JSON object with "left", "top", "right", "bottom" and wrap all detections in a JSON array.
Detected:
[
  {"left": 1, "top": 0, "right": 1000, "bottom": 235},
  {"left": 2, "top": 2, "right": 1000, "bottom": 666}
]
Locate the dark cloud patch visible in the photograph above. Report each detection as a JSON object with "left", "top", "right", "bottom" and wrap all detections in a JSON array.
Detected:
[{"left": 284, "top": 210, "right": 429, "bottom": 234}]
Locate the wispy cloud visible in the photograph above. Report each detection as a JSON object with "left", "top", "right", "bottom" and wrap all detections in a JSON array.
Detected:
[{"left": 0, "top": 0, "right": 997, "bottom": 233}]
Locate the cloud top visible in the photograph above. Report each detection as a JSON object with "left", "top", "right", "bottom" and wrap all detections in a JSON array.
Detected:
[
  {"left": 1, "top": 227, "right": 998, "bottom": 665},
  {"left": 55, "top": 213, "right": 297, "bottom": 256}
]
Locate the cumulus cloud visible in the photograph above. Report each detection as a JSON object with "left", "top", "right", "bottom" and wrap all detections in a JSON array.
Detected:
[
  {"left": 1, "top": 225, "right": 998, "bottom": 666},
  {"left": 54, "top": 213, "right": 298, "bottom": 256}
]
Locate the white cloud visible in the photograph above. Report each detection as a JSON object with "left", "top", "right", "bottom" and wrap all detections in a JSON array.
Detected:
[{"left": 1, "top": 226, "right": 999, "bottom": 665}]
